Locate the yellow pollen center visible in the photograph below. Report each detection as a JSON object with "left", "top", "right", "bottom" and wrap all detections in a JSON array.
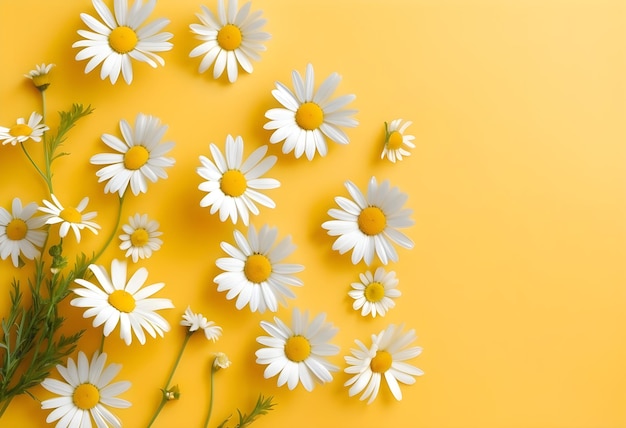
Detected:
[
  {"left": 60, "top": 207, "right": 81, "bottom": 224},
  {"left": 109, "top": 26, "right": 138, "bottom": 54},
  {"left": 130, "top": 228, "right": 149, "bottom": 247},
  {"left": 244, "top": 254, "right": 272, "bottom": 283},
  {"left": 217, "top": 24, "right": 243, "bottom": 51},
  {"left": 284, "top": 335, "right": 311, "bottom": 362},
  {"left": 124, "top": 145, "right": 149, "bottom": 170},
  {"left": 295, "top": 102, "right": 324, "bottom": 131},
  {"left": 9, "top": 124, "right": 33, "bottom": 137},
  {"left": 6, "top": 219, "right": 27, "bottom": 240},
  {"left": 364, "top": 282, "right": 385, "bottom": 303},
  {"left": 108, "top": 289, "right": 136, "bottom": 313},
  {"left": 33, "top": 74, "right": 51, "bottom": 88},
  {"left": 370, "top": 350, "right": 392, "bottom": 373},
  {"left": 220, "top": 170, "right": 247, "bottom": 197},
  {"left": 73, "top": 383, "right": 100, "bottom": 410},
  {"left": 387, "top": 131, "right": 404, "bottom": 150},
  {"left": 357, "top": 206, "right": 386, "bottom": 236}
]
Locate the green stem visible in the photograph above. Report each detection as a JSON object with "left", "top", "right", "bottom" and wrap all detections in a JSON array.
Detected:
[
  {"left": 91, "top": 194, "right": 125, "bottom": 265},
  {"left": 204, "top": 359, "right": 218, "bottom": 428},
  {"left": 99, "top": 334, "right": 106, "bottom": 354},
  {"left": 19, "top": 142, "right": 51, "bottom": 192}
]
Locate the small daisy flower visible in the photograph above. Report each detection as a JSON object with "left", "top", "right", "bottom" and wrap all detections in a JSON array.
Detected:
[
  {"left": 189, "top": 0, "right": 271, "bottom": 83},
  {"left": 213, "top": 352, "right": 231, "bottom": 370},
  {"left": 264, "top": 63, "right": 358, "bottom": 160},
  {"left": 24, "top": 63, "right": 55, "bottom": 91},
  {"left": 71, "top": 259, "right": 174, "bottom": 346},
  {"left": 90, "top": 113, "right": 175, "bottom": 197},
  {"left": 197, "top": 134, "right": 279, "bottom": 226},
  {"left": 180, "top": 306, "right": 223, "bottom": 342},
  {"left": 39, "top": 195, "right": 100, "bottom": 243},
  {"left": 349, "top": 267, "right": 401, "bottom": 318},
  {"left": 0, "top": 198, "right": 47, "bottom": 267},
  {"left": 119, "top": 213, "right": 163, "bottom": 262},
  {"left": 321, "top": 176, "right": 414, "bottom": 266},
  {"left": 41, "top": 351, "right": 131, "bottom": 428},
  {"left": 0, "top": 112, "right": 49, "bottom": 146},
  {"left": 256, "top": 308, "right": 339, "bottom": 391},
  {"left": 215, "top": 224, "right": 303, "bottom": 313},
  {"left": 72, "top": 0, "right": 173, "bottom": 85},
  {"left": 382, "top": 119, "right": 415, "bottom": 163}
]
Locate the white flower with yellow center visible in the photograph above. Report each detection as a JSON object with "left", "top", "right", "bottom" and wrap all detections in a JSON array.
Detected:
[
  {"left": 71, "top": 259, "right": 174, "bottom": 345},
  {"left": 382, "top": 119, "right": 415, "bottom": 163},
  {"left": 349, "top": 267, "right": 400, "bottom": 318},
  {"left": 215, "top": 224, "right": 304, "bottom": 313},
  {"left": 72, "top": 0, "right": 173, "bottom": 85},
  {"left": 197, "top": 135, "right": 279, "bottom": 226},
  {"left": 41, "top": 351, "right": 131, "bottom": 428},
  {"left": 119, "top": 213, "right": 162, "bottom": 262},
  {"left": 180, "top": 306, "right": 223, "bottom": 342},
  {"left": 264, "top": 63, "right": 358, "bottom": 160},
  {"left": 256, "top": 308, "right": 339, "bottom": 391},
  {"left": 24, "top": 63, "right": 55, "bottom": 91},
  {"left": 39, "top": 195, "right": 100, "bottom": 243},
  {"left": 344, "top": 324, "right": 423, "bottom": 404},
  {"left": 189, "top": 0, "right": 270, "bottom": 83},
  {"left": 0, "top": 198, "right": 47, "bottom": 267},
  {"left": 90, "top": 113, "right": 175, "bottom": 197},
  {"left": 321, "top": 176, "right": 414, "bottom": 266},
  {"left": 0, "top": 112, "right": 49, "bottom": 146}
]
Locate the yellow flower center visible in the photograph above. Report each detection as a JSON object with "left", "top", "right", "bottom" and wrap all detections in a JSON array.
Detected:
[
  {"left": 220, "top": 170, "right": 247, "bottom": 197},
  {"left": 109, "top": 26, "right": 138, "bottom": 54},
  {"left": 217, "top": 24, "right": 242, "bottom": 51},
  {"left": 60, "top": 207, "right": 81, "bottom": 224},
  {"left": 6, "top": 219, "right": 27, "bottom": 240},
  {"left": 387, "top": 131, "right": 404, "bottom": 150},
  {"left": 9, "top": 124, "right": 33, "bottom": 137},
  {"left": 73, "top": 383, "right": 100, "bottom": 410},
  {"left": 108, "top": 289, "right": 136, "bottom": 313},
  {"left": 124, "top": 145, "right": 149, "bottom": 170},
  {"left": 357, "top": 206, "right": 387, "bottom": 236},
  {"left": 244, "top": 254, "right": 272, "bottom": 283},
  {"left": 370, "top": 350, "right": 392, "bottom": 373},
  {"left": 364, "top": 281, "right": 385, "bottom": 303},
  {"left": 33, "top": 74, "right": 51, "bottom": 89},
  {"left": 130, "top": 228, "right": 149, "bottom": 247},
  {"left": 284, "top": 335, "right": 311, "bottom": 362},
  {"left": 295, "top": 102, "right": 324, "bottom": 131}
]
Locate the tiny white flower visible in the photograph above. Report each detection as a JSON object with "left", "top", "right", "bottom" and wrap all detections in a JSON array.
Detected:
[
  {"left": 180, "top": 306, "right": 223, "bottom": 342},
  {"left": 349, "top": 267, "right": 401, "bottom": 317},
  {"left": 39, "top": 195, "right": 100, "bottom": 243},
  {"left": 119, "top": 213, "right": 163, "bottom": 262},
  {"left": 0, "top": 112, "right": 49, "bottom": 146}
]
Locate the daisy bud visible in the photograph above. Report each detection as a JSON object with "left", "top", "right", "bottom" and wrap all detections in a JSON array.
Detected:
[
  {"left": 24, "top": 63, "right": 55, "bottom": 91},
  {"left": 213, "top": 352, "right": 231, "bottom": 371},
  {"left": 165, "top": 385, "right": 180, "bottom": 400}
]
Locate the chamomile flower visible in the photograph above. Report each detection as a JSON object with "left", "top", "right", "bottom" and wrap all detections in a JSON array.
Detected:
[
  {"left": 264, "top": 63, "right": 358, "bottom": 160},
  {"left": 215, "top": 224, "right": 303, "bottom": 313},
  {"left": 180, "top": 306, "right": 223, "bottom": 342},
  {"left": 382, "top": 119, "right": 415, "bottom": 163},
  {"left": 321, "top": 176, "right": 414, "bottom": 266},
  {"left": 349, "top": 267, "right": 400, "bottom": 318},
  {"left": 344, "top": 324, "right": 423, "bottom": 404},
  {"left": 119, "top": 213, "right": 163, "bottom": 262},
  {"left": 41, "top": 351, "right": 131, "bottom": 428},
  {"left": 0, "top": 198, "right": 47, "bottom": 267},
  {"left": 71, "top": 259, "right": 174, "bottom": 346},
  {"left": 189, "top": 0, "right": 271, "bottom": 83},
  {"left": 0, "top": 112, "right": 49, "bottom": 146},
  {"left": 197, "top": 135, "right": 279, "bottom": 226},
  {"left": 213, "top": 352, "right": 231, "bottom": 369},
  {"left": 90, "top": 113, "right": 175, "bottom": 197},
  {"left": 24, "top": 63, "right": 55, "bottom": 91},
  {"left": 72, "top": 0, "right": 173, "bottom": 85},
  {"left": 39, "top": 195, "right": 100, "bottom": 243},
  {"left": 256, "top": 308, "right": 340, "bottom": 391}
]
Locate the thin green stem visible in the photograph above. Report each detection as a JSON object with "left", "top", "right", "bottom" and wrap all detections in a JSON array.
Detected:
[
  {"left": 91, "top": 194, "right": 125, "bottom": 264},
  {"left": 19, "top": 142, "right": 51, "bottom": 192},
  {"left": 99, "top": 334, "right": 106, "bottom": 354},
  {"left": 204, "top": 360, "right": 218, "bottom": 428}
]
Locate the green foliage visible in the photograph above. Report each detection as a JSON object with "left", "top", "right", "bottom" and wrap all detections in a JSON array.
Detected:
[{"left": 217, "top": 394, "right": 276, "bottom": 428}]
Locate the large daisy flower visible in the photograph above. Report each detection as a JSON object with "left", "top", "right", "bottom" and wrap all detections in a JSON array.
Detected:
[
  {"left": 255, "top": 308, "right": 339, "bottom": 391},
  {"left": 197, "top": 134, "right": 279, "bottom": 226},
  {"left": 214, "top": 224, "right": 303, "bottom": 313},
  {"left": 90, "top": 113, "right": 175, "bottom": 197},
  {"left": 39, "top": 195, "right": 101, "bottom": 243},
  {"left": 0, "top": 112, "right": 49, "bottom": 146},
  {"left": 119, "top": 213, "right": 162, "bottom": 262},
  {"left": 349, "top": 267, "right": 401, "bottom": 318},
  {"left": 24, "top": 63, "right": 55, "bottom": 91},
  {"left": 180, "top": 306, "right": 222, "bottom": 342},
  {"left": 264, "top": 63, "right": 358, "bottom": 160},
  {"left": 381, "top": 119, "right": 416, "bottom": 163},
  {"left": 0, "top": 198, "right": 47, "bottom": 267},
  {"left": 72, "top": 0, "right": 173, "bottom": 85},
  {"left": 321, "top": 176, "right": 414, "bottom": 265},
  {"left": 344, "top": 324, "right": 423, "bottom": 404},
  {"left": 189, "top": 0, "right": 270, "bottom": 83},
  {"left": 41, "top": 351, "right": 131, "bottom": 428},
  {"left": 71, "top": 259, "right": 174, "bottom": 345}
]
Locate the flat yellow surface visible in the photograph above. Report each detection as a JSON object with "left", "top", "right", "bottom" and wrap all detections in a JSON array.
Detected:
[{"left": 1, "top": 0, "right": 625, "bottom": 427}]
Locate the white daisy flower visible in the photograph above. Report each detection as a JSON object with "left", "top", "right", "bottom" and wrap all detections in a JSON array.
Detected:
[
  {"left": 264, "top": 63, "right": 358, "bottom": 160},
  {"left": 24, "top": 63, "right": 55, "bottom": 91},
  {"left": 0, "top": 112, "right": 49, "bottom": 146},
  {"left": 344, "top": 324, "right": 424, "bottom": 404},
  {"left": 119, "top": 213, "right": 163, "bottom": 262},
  {"left": 90, "top": 113, "right": 175, "bottom": 197},
  {"left": 197, "top": 134, "right": 279, "bottom": 226},
  {"left": 381, "top": 119, "right": 416, "bottom": 163},
  {"left": 71, "top": 259, "right": 174, "bottom": 346},
  {"left": 189, "top": 0, "right": 271, "bottom": 83},
  {"left": 41, "top": 351, "right": 131, "bottom": 428},
  {"left": 180, "top": 306, "right": 223, "bottom": 342},
  {"left": 321, "top": 176, "right": 414, "bottom": 266},
  {"left": 39, "top": 194, "right": 100, "bottom": 243},
  {"left": 213, "top": 352, "right": 231, "bottom": 369},
  {"left": 0, "top": 198, "right": 47, "bottom": 267},
  {"left": 349, "top": 267, "right": 401, "bottom": 318},
  {"left": 215, "top": 224, "right": 303, "bottom": 313},
  {"left": 72, "top": 0, "right": 173, "bottom": 85},
  {"left": 256, "top": 308, "right": 339, "bottom": 391}
]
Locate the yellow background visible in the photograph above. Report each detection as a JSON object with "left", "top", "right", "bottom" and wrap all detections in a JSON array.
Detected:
[{"left": 1, "top": 0, "right": 625, "bottom": 427}]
